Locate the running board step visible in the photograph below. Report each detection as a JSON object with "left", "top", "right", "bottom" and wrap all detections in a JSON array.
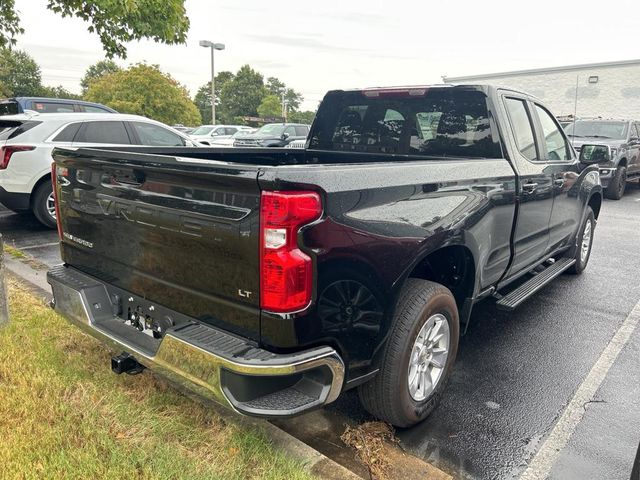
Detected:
[{"left": 496, "top": 258, "right": 576, "bottom": 311}]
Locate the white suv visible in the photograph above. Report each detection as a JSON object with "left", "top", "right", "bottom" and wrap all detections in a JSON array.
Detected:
[
  {"left": 189, "top": 125, "right": 253, "bottom": 145},
  {"left": 0, "top": 113, "right": 198, "bottom": 228}
]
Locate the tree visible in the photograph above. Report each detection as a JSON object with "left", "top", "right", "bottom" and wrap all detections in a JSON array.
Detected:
[
  {"left": 194, "top": 71, "right": 234, "bottom": 124},
  {"left": 40, "top": 85, "right": 81, "bottom": 99},
  {"left": 0, "top": 49, "right": 42, "bottom": 97},
  {"left": 219, "top": 65, "right": 266, "bottom": 123},
  {"left": 85, "top": 63, "right": 201, "bottom": 125},
  {"left": 257, "top": 95, "right": 282, "bottom": 119},
  {"left": 289, "top": 110, "right": 316, "bottom": 125},
  {"left": 0, "top": 0, "right": 189, "bottom": 58},
  {"left": 81, "top": 59, "right": 121, "bottom": 94},
  {"left": 266, "top": 76, "right": 303, "bottom": 112}
]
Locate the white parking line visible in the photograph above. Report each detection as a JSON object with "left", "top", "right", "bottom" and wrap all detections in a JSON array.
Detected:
[
  {"left": 520, "top": 297, "right": 640, "bottom": 480},
  {"left": 19, "top": 242, "right": 60, "bottom": 250}
]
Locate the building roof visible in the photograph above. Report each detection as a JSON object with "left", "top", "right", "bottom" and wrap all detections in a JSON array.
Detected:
[{"left": 442, "top": 59, "right": 640, "bottom": 83}]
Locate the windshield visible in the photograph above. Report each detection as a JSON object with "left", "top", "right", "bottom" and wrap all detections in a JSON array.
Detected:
[
  {"left": 191, "top": 126, "right": 214, "bottom": 135},
  {"left": 564, "top": 121, "right": 628, "bottom": 140},
  {"left": 257, "top": 124, "right": 286, "bottom": 136}
]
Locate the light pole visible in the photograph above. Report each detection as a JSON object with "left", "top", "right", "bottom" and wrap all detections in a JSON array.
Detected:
[{"left": 199, "top": 40, "right": 225, "bottom": 125}]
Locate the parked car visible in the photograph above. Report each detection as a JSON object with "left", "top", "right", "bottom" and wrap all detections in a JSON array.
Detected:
[
  {"left": 0, "top": 112, "right": 198, "bottom": 228},
  {"left": 0, "top": 97, "right": 116, "bottom": 115},
  {"left": 48, "top": 84, "right": 602, "bottom": 427},
  {"left": 233, "top": 123, "right": 310, "bottom": 147},
  {"left": 285, "top": 138, "right": 307, "bottom": 149},
  {"left": 208, "top": 129, "right": 258, "bottom": 148},
  {"left": 172, "top": 125, "right": 194, "bottom": 135},
  {"left": 189, "top": 125, "right": 253, "bottom": 145},
  {"left": 565, "top": 118, "right": 640, "bottom": 199}
]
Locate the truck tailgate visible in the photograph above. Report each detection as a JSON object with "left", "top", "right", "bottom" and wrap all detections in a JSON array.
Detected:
[{"left": 53, "top": 147, "right": 262, "bottom": 341}]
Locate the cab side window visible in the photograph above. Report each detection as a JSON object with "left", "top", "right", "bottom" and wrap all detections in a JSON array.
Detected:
[
  {"left": 534, "top": 104, "right": 571, "bottom": 161},
  {"left": 504, "top": 98, "right": 538, "bottom": 161}
]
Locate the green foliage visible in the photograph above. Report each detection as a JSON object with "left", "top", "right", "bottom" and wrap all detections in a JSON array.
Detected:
[
  {"left": 289, "top": 110, "right": 316, "bottom": 125},
  {"left": 218, "top": 65, "right": 265, "bottom": 123},
  {"left": 85, "top": 63, "right": 200, "bottom": 125},
  {"left": 80, "top": 59, "right": 121, "bottom": 93},
  {"left": 0, "top": 0, "right": 23, "bottom": 49},
  {"left": 195, "top": 66, "right": 306, "bottom": 124},
  {"left": 40, "top": 85, "right": 81, "bottom": 99},
  {"left": 266, "top": 76, "right": 303, "bottom": 112},
  {"left": 0, "top": 49, "right": 43, "bottom": 97},
  {"left": 257, "top": 94, "right": 282, "bottom": 119},
  {"left": 193, "top": 71, "right": 234, "bottom": 124},
  {"left": 0, "top": 0, "right": 189, "bottom": 58}
]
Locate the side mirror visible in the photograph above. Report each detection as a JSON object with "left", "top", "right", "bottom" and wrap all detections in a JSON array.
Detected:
[
  {"left": 282, "top": 132, "right": 290, "bottom": 140},
  {"left": 579, "top": 144, "right": 611, "bottom": 164},
  {"left": 210, "top": 131, "right": 221, "bottom": 137}
]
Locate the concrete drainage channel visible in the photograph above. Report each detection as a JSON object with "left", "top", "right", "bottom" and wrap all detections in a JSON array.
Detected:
[{"left": 2, "top": 246, "right": 450, "bottom": 480}]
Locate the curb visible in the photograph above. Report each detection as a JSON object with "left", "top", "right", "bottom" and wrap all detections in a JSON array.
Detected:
[{"left": 3, "top": 256, "right": 363, "bottom": 480}]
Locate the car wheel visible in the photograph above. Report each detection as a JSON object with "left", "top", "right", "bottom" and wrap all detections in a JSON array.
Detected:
[
  {"left": 32, "top": 180, "right": 57, "bottom": 229},
  {"left": 358, "top": 279, "right": 459, "bottom": 427},
  {"left": 567, "top": 207, "right": 595, "bottom": 275},
  {"left": 604, "top": 166, "right": 626, "bottom": 200}
]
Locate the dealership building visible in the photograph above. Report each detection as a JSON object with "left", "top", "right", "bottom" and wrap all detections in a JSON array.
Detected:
[{"left": 442, "top": 59, "right": 640, "bottom": 120}]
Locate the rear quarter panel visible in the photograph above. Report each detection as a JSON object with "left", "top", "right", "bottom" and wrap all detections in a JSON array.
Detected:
[{"left": 258, "top": 156, "right": 516, "bottom": 377}]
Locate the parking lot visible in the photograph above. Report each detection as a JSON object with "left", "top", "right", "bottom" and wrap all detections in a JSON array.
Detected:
[{"left": 2, "top": 184, "right": 639, "bottom": 480}]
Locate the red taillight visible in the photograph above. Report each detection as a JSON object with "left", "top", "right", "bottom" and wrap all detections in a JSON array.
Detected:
[
  {"left": 51, "top": 163, "right": 63, "bottom": 239},
  {"left": 0, "top": 145, "right": 35, "bottom": 169},
  {"left": 260, "top": 191, "right": 322, "bottom": 313}
]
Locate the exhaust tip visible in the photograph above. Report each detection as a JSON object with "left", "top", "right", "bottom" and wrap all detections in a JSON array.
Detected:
[{"left": 111, "top": 352, "right": 144, "bottom": 375}]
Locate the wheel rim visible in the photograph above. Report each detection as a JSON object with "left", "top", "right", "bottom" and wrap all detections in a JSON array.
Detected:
[
  {"left": 407, "top": 313, "right": 450, "bottom": 402},
  {"left": 580, "top": 219, "right": 592, "bottom": 263},
  {"left": 46, "top": 192, "right": 56, "bottom": 220}
]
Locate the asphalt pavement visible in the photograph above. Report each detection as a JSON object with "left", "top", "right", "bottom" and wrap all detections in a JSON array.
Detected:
[{"left": 2, "top": 184, "right": 639, "bottom": 480}]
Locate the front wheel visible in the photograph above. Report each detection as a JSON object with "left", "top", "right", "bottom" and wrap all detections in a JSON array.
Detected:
[
  {"left": 358, "top": 279, "right": 459, "bottom": 427},
  {"left": 567, "top": 207, "right": 595, "bottom": 274},
  {"left": 604, "top": 166, "right": 626, "bottom": 200},
  {"left": 31, "top": 181, "right": 57, "bottom": 229}
]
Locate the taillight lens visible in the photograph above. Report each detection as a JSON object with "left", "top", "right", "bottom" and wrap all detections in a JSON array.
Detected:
[
  {"left": 51, "top": 163, "right": 63, "bottom": 239},
  {"left": 0, "top": 145, "right": 35, "bottom": 169},
  {"left": 260, "top": 191, "right": 322, "bottom": 313}
]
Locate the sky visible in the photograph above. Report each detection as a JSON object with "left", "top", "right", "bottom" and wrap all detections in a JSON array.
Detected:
[{"left": 12, "top": 0, "right": 640, "bottom": 111}]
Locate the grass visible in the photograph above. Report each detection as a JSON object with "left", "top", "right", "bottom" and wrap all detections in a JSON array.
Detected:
[
  {"left": 0, "top": 280, "right": 313, "bottom": 480},
  {"left": 3, "top": 243, "right": 26, "bottom": 260}
]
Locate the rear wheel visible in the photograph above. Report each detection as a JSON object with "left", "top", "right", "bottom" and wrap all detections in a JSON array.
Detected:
[
  {"left": 358, "top": 279, "right": 459, "bottom": 427},
  {"left": 31, "top": 181, "right": 57, "bottom": 229},
  {"left": 567, "top": 207, "right": 595, "bottom": 275},
  {"left": 604, "top": 166, "right": 626, "bottom": 200}
]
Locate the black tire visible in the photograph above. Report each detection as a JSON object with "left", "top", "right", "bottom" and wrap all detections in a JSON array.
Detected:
[
  {"left": 31, "top": 181, "right": 57, "bottom": 229},
  {"left": 604, "top": 166, "right": 626, "bottom": 200},
  {"left": 358, "top": 279, "right": 459, "bottom": 427},
  {"left": 567, "top": 207, "right": 595, "bottom": 275}
]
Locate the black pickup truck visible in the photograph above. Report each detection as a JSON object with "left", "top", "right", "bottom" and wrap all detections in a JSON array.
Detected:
[{"left": 48, "top": 85, "right": 602, "bottom": 427}]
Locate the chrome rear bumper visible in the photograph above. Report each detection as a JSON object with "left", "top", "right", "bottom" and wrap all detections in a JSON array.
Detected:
[{"left": 47, "top": 265, "right": 345, "bottom": 417}]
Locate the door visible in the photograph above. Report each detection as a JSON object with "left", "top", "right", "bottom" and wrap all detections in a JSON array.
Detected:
[
  {"left": 531, "top": 103, "right": 582, "bottom": 253},
  {"left": 502, "top": 96, "right": 554, "bottom": 277}
]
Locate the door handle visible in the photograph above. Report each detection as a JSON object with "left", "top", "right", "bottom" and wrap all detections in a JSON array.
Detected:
[{"left": 522, "top": 182, "right": 538, "bottom": 193}]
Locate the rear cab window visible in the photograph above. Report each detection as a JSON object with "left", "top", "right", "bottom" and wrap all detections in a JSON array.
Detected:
[{"left": 309, "top": 87, "right": 501, "bottom": 158}]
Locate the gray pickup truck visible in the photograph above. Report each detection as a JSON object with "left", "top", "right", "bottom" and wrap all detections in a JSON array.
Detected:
[{"left": 566, "top": 118, "right": 640, "bottom": 199}]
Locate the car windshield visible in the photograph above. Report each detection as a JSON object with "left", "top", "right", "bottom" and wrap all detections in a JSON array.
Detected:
[
  {"left": 191, "top": 126, "right": 214, "bottom": 135},
  {"left": 564, "top": 121, "right": 628, "bottom": 139},
  {"left": 257, "top": 124, "right": 286, "bottom": 136}
]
